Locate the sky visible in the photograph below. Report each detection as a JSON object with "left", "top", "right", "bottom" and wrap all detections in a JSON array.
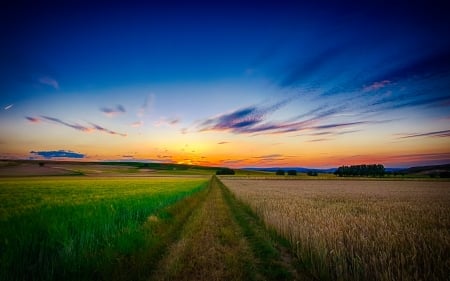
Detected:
[{"left": 1, "top": 0, "right": 449, "bottom": 168}]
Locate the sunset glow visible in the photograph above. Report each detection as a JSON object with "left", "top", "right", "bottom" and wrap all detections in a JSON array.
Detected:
[{"left": 1, "top": 1, "right": 449, "bottom": 168}]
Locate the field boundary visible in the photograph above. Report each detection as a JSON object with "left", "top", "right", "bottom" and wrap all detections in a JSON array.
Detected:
[{"left": 217, "top": 176, "right": 313, "bottom": 281}]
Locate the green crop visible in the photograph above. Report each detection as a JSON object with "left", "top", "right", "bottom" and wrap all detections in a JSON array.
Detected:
[{"left": 0, "top": 177, "right": 208, "bottom": 280}]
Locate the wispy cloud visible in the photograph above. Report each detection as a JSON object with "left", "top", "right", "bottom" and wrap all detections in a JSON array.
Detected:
[
  {"left": 30, "top": 150, "right": 84, "bottom": 159},
  {"left": 306, "top": 130, "right": 360, "bottom": 137},
  {"left": 363, "top": 80, "right": 390, "bottom": 92},
  {"left": 4, "top": 104, "right": 13, "bottom": 110},
  {"left": 138, "top": 94, "right": 155, "bottom": 117},
  {"left": 197, "top": 96, "right": 381, "bottom": 136},
  {"left": 90, "top": 123, "right": 127, "bottom": 137},
  {"left": 100, "top": 105, "right": 126, "bottom": 117},
  {"left": 217, "top": 141, "right": 229, "bottom": 144},
  {"left": 198, "top": 97, "right": 303, "bottom": 134},
  {"left": 38, "top": 76, "right": 59, "bottom": 89},
  {"left": 312, "top": 121, "right": 368, "bottom": 130},
  {"left": 253, "top": 154, "right": 283, "bottom": 159},
  {"left": 131, "top": 121, "right": 143, "bottom": 128},
  {"left": 154, "top": 117, "right": 180, "bottom": 127},
  {"left": 279, "top": 46, "right": 344, "bottom": 88},
  {"left": 41, "top": 116, "right": 93, "bottom": 132},
  {"left": 373, "top": 49, "right": 450, "bottom": 83},
  {"left": 308, "top": 138, "right": 332, "bottom": 142},
  {"left": 25, "top": 115, "right": 127, "bottom": 137},
  {"left": 25, "top": 116, "right": 41, "bottom": 123},
  {"left": 398, "top": 129, "right": 450, "bottom": 139}
]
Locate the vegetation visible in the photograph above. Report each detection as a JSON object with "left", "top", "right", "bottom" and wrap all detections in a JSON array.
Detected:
[
  {"left": 335, "top": 164, "right": 385, "bottom": 177},
  {"left": 154, "top": 177, "right": 254, "bottom": 280},
  {"left": 287, "top": 170, "right": 297, "bottom": 176},
  {"left": 307, "top": 171, "right": 318, "bottom": 176},
  {"left": 215, "top": 168, "right": 235, "bottom": 175},
  {"left": 222, "top": 178, "right": 450, "bottom": 281},
  {"left": 275, "top": 169, "right": 285, "bottom": 175},
  {"left": 0, "top": 177, "right": 209, "bottom": 280}
]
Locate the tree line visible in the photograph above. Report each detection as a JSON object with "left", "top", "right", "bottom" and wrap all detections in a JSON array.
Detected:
[{"left": 335, "top": 164, "right": 385, "bottom": 177}]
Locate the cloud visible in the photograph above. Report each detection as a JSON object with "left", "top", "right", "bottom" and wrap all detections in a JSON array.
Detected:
[
  {"left": 100, "top": 105, "right": 126, "bottom": 117},
  {"left": 363, "top": 80, "right": 390, "bottom": 92},
  {"left": 138, "top": 94, "right": 155, "bottom": 117},
  {"left": 253, "top": 154, "right": 283, "bottom": 159},
  {"left": 198, "top": 97, "right": 299, "bottom": 134},
  {"left": 217, "top": 141, "right": 229, "bottom": 144},
  {"left": 381, "top": 152, "right": 450, "bottom": 166},
  {"left": 374, "top": 94, "right": 450, "bottom": 111},
  {"left": 279, "top": 46, "right": 344, "bottom": 87},
  {"left": 374, "top": 49, "right": 450, "bottom": 83},
  {"left": 25, "top": 116, "right": 41, "bottom": 123},
  {"left": 90, "top": 123, "right": 127, "bottom": 137},
  {"left": 38, "top": 76, "right": 59, "bottom": 89},
  {"left": 398, "top": 129, "right": 450, "bottom": 139},
  {"left": 222, "top": 159, "right": 248, "bottom": 165},
  {"left": 154, "top": 117, "right": 180, "bottom": 127},
  {"left": 4, "top": 104, "right": 13, "bottom": 110},
  {"left": 312, "top": 121, "right": 368, "bottom": 130},
  {"left": 41, "top": 116, "right": 93, "bottom": 132},
  {"left": 131, "top": 121, "right": 143, "bottom": 127},
  {"left": 30, "top": 150, "right": 85, "bottom": 159},
  {"left": 306, "top": 129, "right": 361, "bottom": 137},
  {"left": 308, "top": 138, "right": 332, "bottom": 142},
  {"left": 26, "top": 115, "right": 127, "bottom": 136}
]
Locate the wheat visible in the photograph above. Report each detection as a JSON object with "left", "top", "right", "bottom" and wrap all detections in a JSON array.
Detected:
[{"left": 222, "top": 178, "right": 450, "bottom": 281}]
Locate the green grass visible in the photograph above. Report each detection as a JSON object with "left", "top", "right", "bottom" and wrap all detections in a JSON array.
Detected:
[
  {"left": 217, "top": 177, "right": 306, "bottom": 280},
  {"left": 0, "top": 177, "right": 209, "bottom": 280}
]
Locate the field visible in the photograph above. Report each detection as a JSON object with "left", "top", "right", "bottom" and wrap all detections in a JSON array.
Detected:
[
  {"left": 221, "top": 178, "right": 450, "bottom": 281},
  {"left": 1, "top": 162, "right": 449, "bottom": 281},
  {"left": 0, "top": 176, "right": 209, "bottom": 280}
]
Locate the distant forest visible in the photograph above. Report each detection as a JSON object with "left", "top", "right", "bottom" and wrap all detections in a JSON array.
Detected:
[{"left": 335, "top": 164, "right": 385, "bottom": 177}]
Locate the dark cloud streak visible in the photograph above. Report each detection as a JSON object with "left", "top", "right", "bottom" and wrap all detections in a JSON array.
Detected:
[
  {"left": 26, "top": 115, "right": 127, "bottom": 137},
  {"left": 30, "top": 150, "right": 85, "bottom": 159},
  {"left": 398, "top": 130, "right": 450, "bottom": 139}
]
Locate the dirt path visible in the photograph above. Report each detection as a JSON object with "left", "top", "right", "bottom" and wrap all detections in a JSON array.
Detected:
[
  {"left": 153, "top": 176, "right": 310, "bottom": 281},
  {"left": 152, "top": 176, "right": 256, "bottom": 281}
]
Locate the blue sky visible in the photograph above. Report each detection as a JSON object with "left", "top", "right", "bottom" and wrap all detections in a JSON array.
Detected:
[{"left": 1, "top": 1, "right": 449, "bottom": 167}]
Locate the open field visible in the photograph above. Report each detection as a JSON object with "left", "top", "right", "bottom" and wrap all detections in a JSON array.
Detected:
[
  {"left": 0, "top": 174, "right": 309, "bottom": 281},
  {"left": 221, "top": 178, "right": 450, "bottom": 281},
  {"left": 0, "top": 176, "right": 209, "bottom": 280},
  {"left": 2, "top": 170, "right": 448, "bottom": 280}
]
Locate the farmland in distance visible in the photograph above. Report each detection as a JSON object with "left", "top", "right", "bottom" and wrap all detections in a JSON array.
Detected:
[{"left": 220, "top": 178, "right": 450, "bottom": 281}]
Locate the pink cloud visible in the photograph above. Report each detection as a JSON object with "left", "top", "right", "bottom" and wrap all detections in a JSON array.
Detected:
[
  {"left": 363, "top": 80, "right": 390, "bottom": 92},
  {"left": 154, "top": 117, "right": 180, "bottom": 127},
  {"left": 25, "top": 116, "right": 41, "bottom": 123},
  {"left": 131, "top": 121, "right": 143, "bottom": 128}
]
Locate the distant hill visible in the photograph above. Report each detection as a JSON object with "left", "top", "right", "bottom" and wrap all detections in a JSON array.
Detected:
[
  {"left": 400, "top": 164, "right": 450, "bottom": 177},
  {"left": 243, "top": 167, "right": 337, "bottom": 173},
  {"left": 244, "top": 165, "right": 450, "bottom": 176}
]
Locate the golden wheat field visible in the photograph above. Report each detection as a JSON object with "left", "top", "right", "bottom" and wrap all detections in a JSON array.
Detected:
[{"left": 220, "top": 178, "right": 450, "bottom": 281}]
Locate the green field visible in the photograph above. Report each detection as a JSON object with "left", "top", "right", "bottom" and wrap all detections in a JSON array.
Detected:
[
  {"left": 1, "top": 173, "right": 449, "bottom": 281},
  {"left": 0, "top": 177, "right": 209, "bottom": 280}
]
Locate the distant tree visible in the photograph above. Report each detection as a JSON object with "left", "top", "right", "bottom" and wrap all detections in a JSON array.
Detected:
[
  {"left": 38, "top": 162, "right": 45, "bottom": 167},
  {"left": 334, "top": 164, "right": 385, "bottom": 177},
  {"left": 275, "top": 169, "right": 285, "bottom": 175},
  {"left": 287, "top": 170, "right": 297, "bottom": 176},
  {"left": 216, "top": 168, "right": 235, "bottom": 175},
  {"left": 307, "top": 170, "right": 318, "bottom": 176}
]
